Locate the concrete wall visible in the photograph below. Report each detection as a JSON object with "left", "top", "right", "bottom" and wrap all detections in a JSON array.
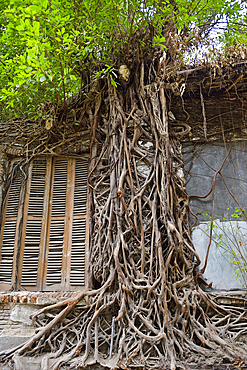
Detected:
[
  {"left": 0, "top": 303, "right": 36, "bottom": 351},
  {"left": 184, "top": 141, "right": 247, "bottom": 222},
  {"left": 0, "top": 292, "right": 75, "bottom": 352},
  {"left": 183, "top": 141, "right": 247, "bottom": 290}
]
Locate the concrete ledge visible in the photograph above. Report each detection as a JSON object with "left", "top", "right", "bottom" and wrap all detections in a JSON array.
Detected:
[
  {"left": 0, "top": 335, "right": 33, "bottom": 352},
  {"left": 0, "top": 291, "right": 76, "bottom": 305}
]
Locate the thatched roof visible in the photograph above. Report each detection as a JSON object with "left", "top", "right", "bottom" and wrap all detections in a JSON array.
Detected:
[{"left": 167, "top": 61, "right": 247, "bottom": 142}]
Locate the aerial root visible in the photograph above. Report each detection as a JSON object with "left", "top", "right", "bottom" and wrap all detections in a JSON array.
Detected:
[{"left": 1, "top": 73, "right": 247, "bottom": 370}]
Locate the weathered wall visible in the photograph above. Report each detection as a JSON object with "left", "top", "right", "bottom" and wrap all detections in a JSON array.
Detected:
[
  {"left": 0, "top": 292, "right": 76, "bottom": 352},
  {"left": 184, "top": 141, "right": 247, "bottom": 222},
  {"left": 183, "top": 140, "right": 247, "bottom": 290},
  {"left": 0, "top": 303, "right": 36, "bottom": 351}
]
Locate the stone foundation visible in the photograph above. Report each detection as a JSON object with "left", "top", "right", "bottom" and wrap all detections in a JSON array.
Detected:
[{"left": 0, "top": 291, "right": 77, "bottom": 353}]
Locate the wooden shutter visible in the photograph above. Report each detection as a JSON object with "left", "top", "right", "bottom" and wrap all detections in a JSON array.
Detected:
[
  {"left": 0, "top": 156, "right": 88, "bottom": 292},
  {"left": 69, "top": 159, "right": 88, "bottom": 287},
  {"left": 0, "top": 166, "right": 24, "bottom": 289},
  {"left": 44, "top": 157, "right": 88, "bottom": 291},
  {"left": 44, "top": 159, "right": 68, "bottom": 290},
  {"left": 20, "top": 160, "right": 48, "bottom": 289}
]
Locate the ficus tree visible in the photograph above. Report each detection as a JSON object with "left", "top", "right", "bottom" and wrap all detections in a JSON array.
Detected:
[{"left": 0, "top": 0, "right": 247, "bottom": 369}]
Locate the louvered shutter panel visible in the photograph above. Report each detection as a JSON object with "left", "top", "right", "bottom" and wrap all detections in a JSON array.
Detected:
[
  {"left": 70, "top": 159, "right": 88, "bottom": 287},
  {"left": 45, "top": 160, "right": 68, "bottom": 287},
  {"left": 0, "top": 167, "right": 23, "bottom": 288},
  {"left": 0, "top": 156, "right": 88, "bottom": 292},
  {"left": 21, "top": 160, "right": 47, "bottom": 287}
]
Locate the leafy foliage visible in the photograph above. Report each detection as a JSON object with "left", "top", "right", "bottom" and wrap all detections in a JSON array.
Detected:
[{"left": 0, "top": 0, "right": 245, "bottom": 119}]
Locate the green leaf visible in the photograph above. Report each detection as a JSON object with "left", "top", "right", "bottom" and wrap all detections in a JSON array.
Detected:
[{"left": 29, "top": 5, "right": 41, "bottom": 12}]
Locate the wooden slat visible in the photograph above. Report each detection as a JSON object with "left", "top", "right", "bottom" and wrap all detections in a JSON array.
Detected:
[
  {"left": 5, "top": 170, "right": 22, "bottom": 218},
  {"left": 46, "top": 220, "right": 64, "bottom": 285},
  {"left": 51, "top": 160, "right": 68, "bottom": 216},
  {"left": 70, "top": 218, "right": 86, "bottom": 285},
  {"left": 21, "top": 220, "right": 42, "bottom": 285},
  {"left": 36, "top": 157, "right": 52, "bottom": 290},
  {"left": 20, "top": 160, "right": 47, "bottom": 288},
  {"left": 17, "top": 163, "right": 32, "bottom": 288},
  {"left": 69, "top": 158, "right": 88, "bottom": 287},
  {"left": 0, "top": 220, "right": 16, "bottom": 284},
  {"left": 0, "top": 166, "right": 24, "bottom": 286},
  {"left": 63, "top": 159, "right": 75, "bottom": 290},
  {"left": 73, "top": 159, "right": 88, "bottom": 215},
  {"left": 27, "top": 160, "right": 46, "bottom": 217}
]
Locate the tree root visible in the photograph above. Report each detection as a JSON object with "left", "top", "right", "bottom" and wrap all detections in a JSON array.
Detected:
[{"left": 1, "top": 70, "right": 247, "bottom": 370}]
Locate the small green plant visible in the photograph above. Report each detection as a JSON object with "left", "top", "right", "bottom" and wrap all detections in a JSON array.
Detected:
[
  {"left": 202, "top": 207, "right": 247, "bottom": 288},
  {"left": 92, "top": 65, "right": 118, "bottom": 87}
]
